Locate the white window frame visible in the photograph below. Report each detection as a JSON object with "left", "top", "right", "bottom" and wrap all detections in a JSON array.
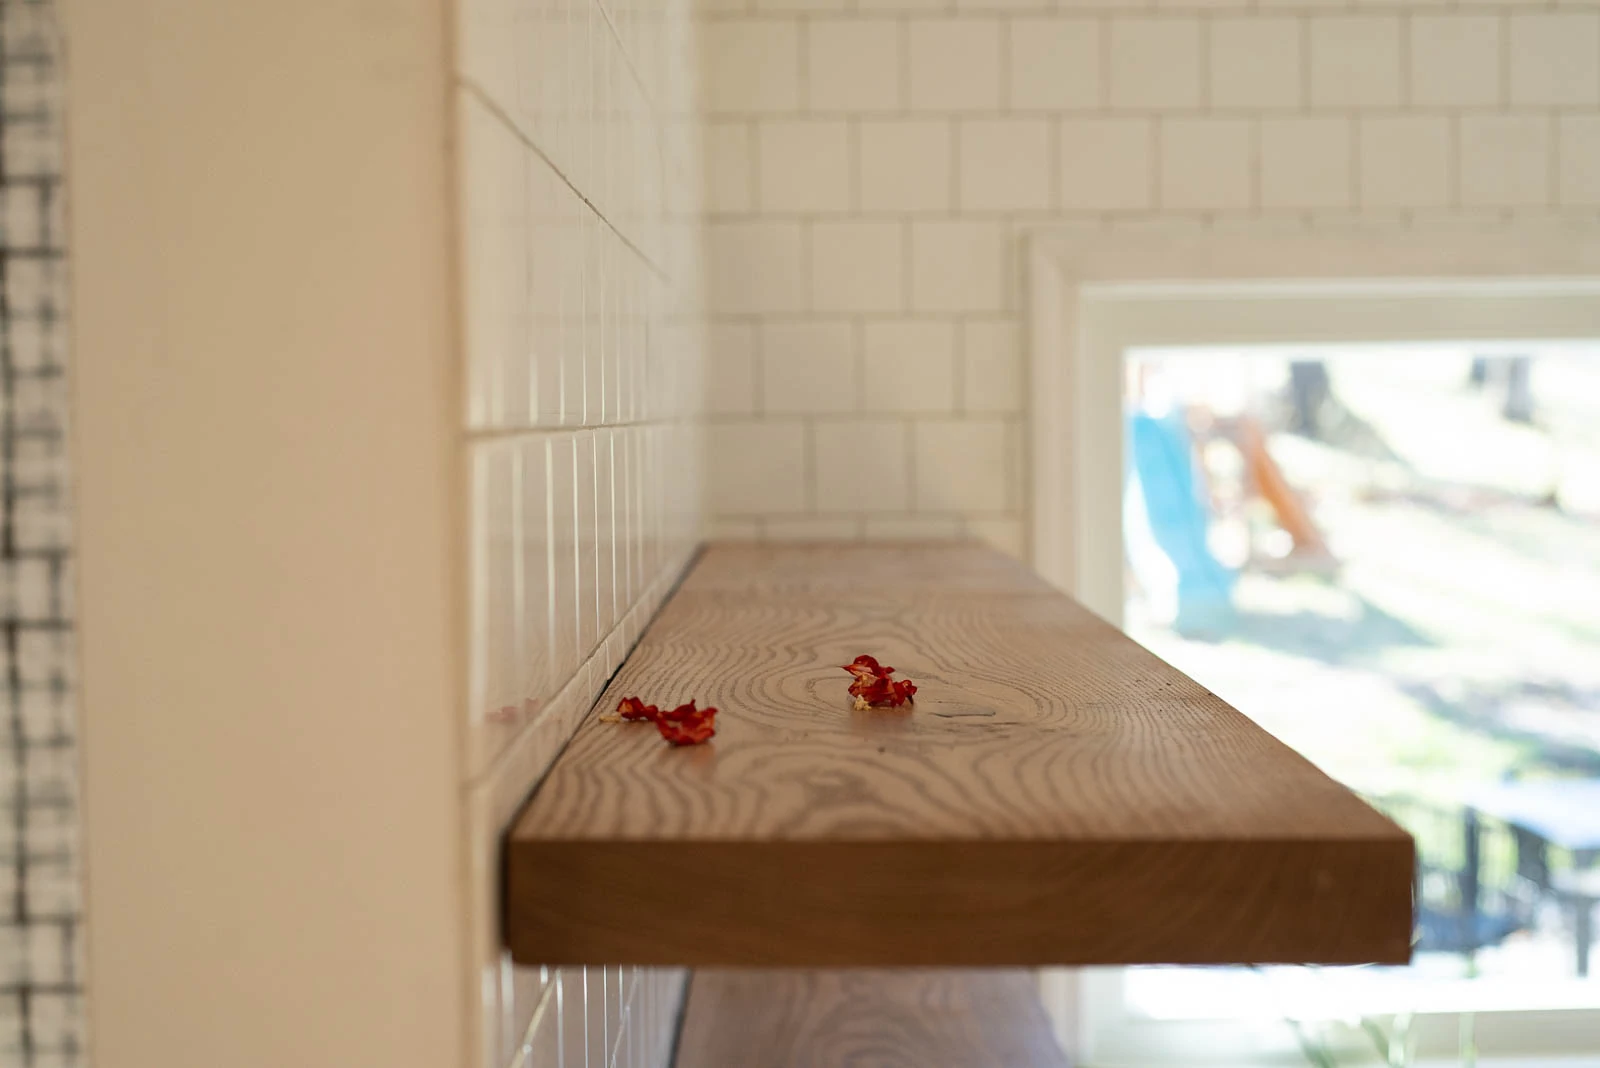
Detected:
[{"left": 1025, "top": 227, "right": 1600, "bottom": 1065}]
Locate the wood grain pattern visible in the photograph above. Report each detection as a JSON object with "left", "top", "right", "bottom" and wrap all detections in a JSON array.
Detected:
[
  {"left": 673, "top": 970, "right": 1071, "bottom": 1068},
  {"left": 506, "top": 543, "right": 1413, "bottom": 966}
]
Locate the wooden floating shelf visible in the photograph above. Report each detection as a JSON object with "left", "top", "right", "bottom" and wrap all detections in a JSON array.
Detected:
[{"left": 505, "top": 543, "right": 1413, "bottom": 967}]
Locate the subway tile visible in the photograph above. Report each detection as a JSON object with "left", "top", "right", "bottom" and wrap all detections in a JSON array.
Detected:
[
  {"left": 757, "top": 119, "right": 852, "bottom": 212},
  {"left": 1159, "top": 117, "right": 1253, "bottom": 211},
  {"left": 911, "top": 220, "right": 1005, "bottom": 313},
  {"left": 595, "top": 237, "right": 616, "bottom": 426},
  {"left": 558, "top": 210, "right": 587, "bottom": 426},
  {"left": 596, "top": 432, "right": 617, "bottom": 642},
  {"left": 707, "top": 220, "right": 806, "bottom": 313},
  {"left": 1150, "top": 0, "right": 1245, "bottom": 10},
  {"left": 553, "top": 969, "right": 582, "bottom": 1068},
  {"left": 1559, "top": 115, "right": 1600, "bottom": 206},
  {"left": 1059, "top": 117, "right": 1153, "bottom": 211},
  {"left": 528, "top": 158, "right": 564, "bottom": 428},
  {"left": 708, "top": 421, "right": 809, "bottom": 514},
  {"left": 860, "top": 120, "right": 953, "bottom": 213},
  {"left": 759, "top": 0, "right": 846, "bottom": 11},
  {"left": 604, "top": 967, "right": 625, "bottom": 1065},
  {"left": 468, "top": 448, "right": 493, "bottom": 740},
  {"left": 1508, "top": 14, "right": 1600, "bottom": 107},
  {"left": 814, "top": 421, "right": 911, "bottom": 513},
  {"left": 520, "top": 983, "right": 560, "bottom": 1068},
  {"left": 1309, "top": 16, "right": 1401, "bottom": 109},
  {"left": 761, "top": 321, "right": 858, "bottom": 414},
  {"left": 704, "top": 121, "right": 754, "bottom": 214},
  {"left": 503, "top": 957, "right": 553, "bottom": 1062},
  {"left": 706, "top": 516, "right": 763, "bottom": 539},
  {"left": 702, "top": 21, "right": 801, "bottom": 114},
  {"left": 959, "top": 0, "right": 1050, "bottom": 11},
  {"left": 590, "top": 35, "right": 615, "bottom": 224},
  {"left": 969, "top": 517, "right": 1025, "bottom": 559},
  {"left": 575, "top": 431, "right": 598, "bottom": 657},
  {"left": 807, "top": 19, "right": 902, "bottom": 113},
  {"left": 637, "top": 430, "right": 660, "bottom": 583},
  {"left": 484, "top": 443, "right": 519, "bottom": 724},
  {"left": 458, "top": 0, "right": 518, "bottom": 119},
  {"left": 1352, "top": 0, "right": 1449, "bottom": 9},
  {"left": 1358, "top": 115, "right": 1450, "bottom": 209},
  {"left": 578, "top": 215, "right": 602, "bottom": 424},
  {"left": 908, "top": 19, "right": 1003, "bottom": 113},
  {"left": 706, "top": 322, "right": 758, "bottom": 415},
  {"left": 1002, "top": 421, "right": 1025, "bottom": 510},
  {"left": 504, "top": 443, "right": 543, "bottom": 726},
  {"left": 1108, "top": 18, "right": 1201, "bottom": 111},
  {"left": 862, "top": 321, "right": 958, "bottom": 413},
  {"left": 614, "top": 431, "right": 635, "bottom": 611},
  {"left": 765, "top": 516, "right": 863, "bottom": 539},
  {"left": 959, "top": 118, "right": 1052, "bottom": 211},
  {"left": 547, "top": 435, "right": 578, "bottom": 688},
  {"left": 864, "top": 515, "right": 965, "bottom": 540},
  {"left": 605, "top": 240, "right": 628, "bottom": 427},
  {"left": 460, "top": 93, "right": 528, "bottom": 431},
  {"left": 1008, "top": 18, "right": 1101, "bottom": 111},
  {"left": 1260, "top": 117, "right": 1352, "bottom": 210},
  {"left": 565, "top": 1, "right": 595, "bottom": 196},
  {"left": 518, "top": 439, "right": 552, "bottom": 719},
  {"left": 1209, "top": 17, "right": 1301, "bottom": 111},
  {"left": 614, "top": 259, "right": 637, "bottom": 425},
  {"left": 1410, "top": 16, "right": 1501, "bottom": 108},
  {"left": 913, "top": 419, "right": 1012, "bottom": 512},
  {"left": 1459, "top": 114, "right": 1551, "bottom": 207},
  {"left": 619, "top": 1010, "right": 637, "bottom": 1068},
  {"left": 962, "top": 320, "right": 1022, "bottom": 413},
  {"left": 811, "top": 221, "right": 905, "bottom": 313}
]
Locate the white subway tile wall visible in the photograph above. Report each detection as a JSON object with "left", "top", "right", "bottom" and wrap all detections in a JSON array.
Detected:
[
  {"left": 506, "top": 968, "right": 687, "bottom": 1068},
  {"left": 698, "top": 0, "right": 1600, "bottom": 553},
  {"left": 0, "top": 4, "right": 83, "bottom": 1066},
  {"left": 458, "top": 0, "right": 706, "bottom": 1062}
]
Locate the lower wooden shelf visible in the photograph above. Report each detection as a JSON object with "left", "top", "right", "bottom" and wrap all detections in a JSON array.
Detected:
[
  {"left": 505, "top": 542, "right": 1414, "bottom": 967},
  {"left": 673, "top": 970, "right": 1071, "bottom": 1068}
]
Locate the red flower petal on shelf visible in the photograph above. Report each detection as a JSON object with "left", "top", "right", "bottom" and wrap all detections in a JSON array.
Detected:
[
  {"left": 843, "top": 654, "right": 917, "bottom": 708},
  {"left": 842, "top": 654, "right": 892, "bottom": 683},
  {"left": 653, "top": 700, "right": 717, "bottom": 746},
  {"left": 616, "top": 696, "right": 659, "bottom": 722}
]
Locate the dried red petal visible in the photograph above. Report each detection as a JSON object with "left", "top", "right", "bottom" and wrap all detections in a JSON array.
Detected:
[
  {"left": 842, "top": 654, "right": 893, "bottom": 683},
  {"left": 654, "top": 699, "right": 695, "bottom": 721},
  {"left": 616, "top": 696, "right": 659, "bottom": 721},
  {"left": 843, "top": 654, "right": 917, "bottom": 708},
  {"left": 653, "top": 701, "right": 717, "bottom": 746}
]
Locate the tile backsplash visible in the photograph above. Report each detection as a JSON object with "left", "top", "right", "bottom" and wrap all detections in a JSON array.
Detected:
[
  {"left": 698, "top": 0, "right": 1600, "bottom": 557},
  {"left": 0, "top": 2, "right": 83, "bottom": 1065},
  {"left": 456, "top": 0, "right": 706, "bottom": 1061}
]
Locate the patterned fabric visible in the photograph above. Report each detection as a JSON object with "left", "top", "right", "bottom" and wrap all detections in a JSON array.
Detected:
[{"left": 0, "top": 1, "right": 83, "bottom": 1065}]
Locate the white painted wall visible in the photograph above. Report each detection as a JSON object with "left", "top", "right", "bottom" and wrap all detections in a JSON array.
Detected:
[
  {"left": 66, "top": 3, "right": 466, "bottom": 1067},
  {"left": 66, "top": 0, "right": 707, "bottom": 1065}
]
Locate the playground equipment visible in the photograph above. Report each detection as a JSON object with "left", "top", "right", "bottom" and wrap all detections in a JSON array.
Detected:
[
  {"left": 1125, "top": 411, "right": 1236, "bottom": 635},
  {"left": 1126, "top": 409, "right": 1336, "bottom": 635}
]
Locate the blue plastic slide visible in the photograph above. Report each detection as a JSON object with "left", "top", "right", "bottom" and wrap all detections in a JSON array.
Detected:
[{"left": 1124, "top": 411, "right": 1236, "bottom": 635}]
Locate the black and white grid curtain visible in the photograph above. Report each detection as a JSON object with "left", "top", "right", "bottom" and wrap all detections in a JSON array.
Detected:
[{"left": 0, "top": 1, "right": 82, "bottom": 1065}]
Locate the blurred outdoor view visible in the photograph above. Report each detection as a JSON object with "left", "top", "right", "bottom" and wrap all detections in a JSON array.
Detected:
[{"left": 1121, "top": 343, "right": 1600, "bottom": 1061}]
